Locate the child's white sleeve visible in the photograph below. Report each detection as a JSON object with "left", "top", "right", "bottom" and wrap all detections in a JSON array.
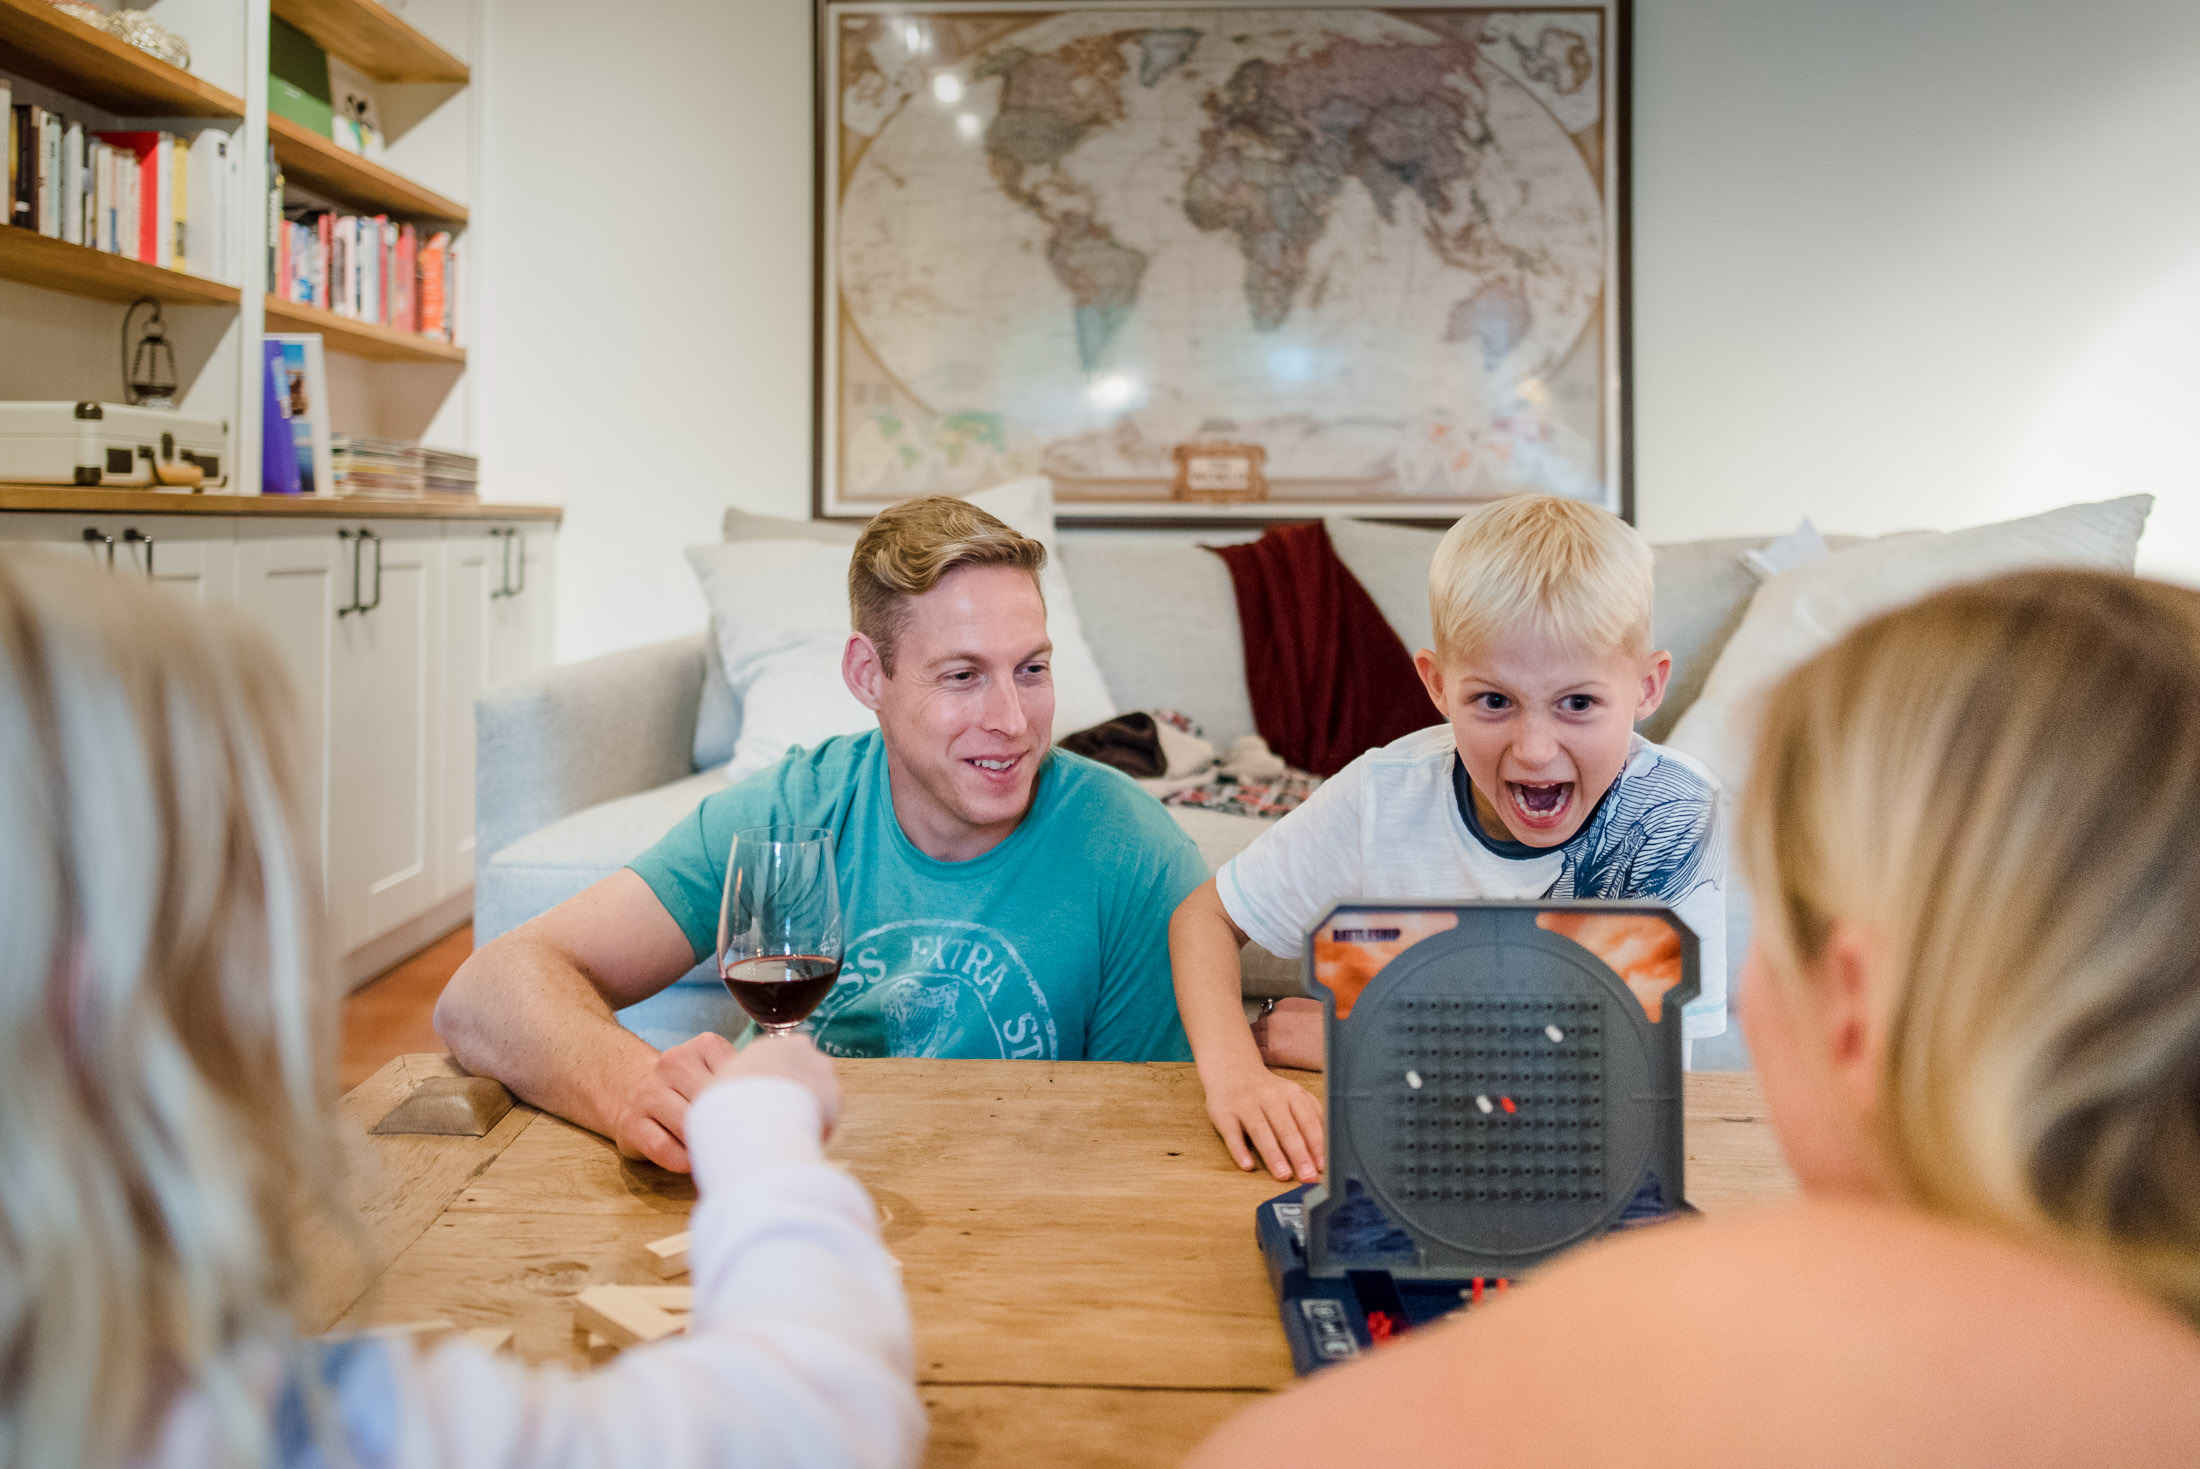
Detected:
[
  {"left": 383, "top": 1076, "right": 924, "bottom": 1469},
  {"left": 1213, "top": 760, "right": 1368, "bottom": 959}
]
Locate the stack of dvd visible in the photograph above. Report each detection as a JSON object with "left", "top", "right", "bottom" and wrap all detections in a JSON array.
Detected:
[
  {"left": 422, "top": 447, "right": 479, "bottom": 499},
  {"left": 330, "top": 435, "right": 425, "bottom": 498}
]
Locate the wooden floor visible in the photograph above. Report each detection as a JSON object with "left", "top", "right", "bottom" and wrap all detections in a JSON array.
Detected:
[{"left": 340, "top": 923, "right": 471, "bottom": 1089}]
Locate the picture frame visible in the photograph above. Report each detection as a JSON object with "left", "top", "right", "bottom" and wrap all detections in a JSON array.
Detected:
[{"left": 814, "top": 1, "right": 1632, "bottom": 524}]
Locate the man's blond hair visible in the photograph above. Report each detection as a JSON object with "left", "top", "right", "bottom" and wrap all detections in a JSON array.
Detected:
[
  {"left": 1428, "top": 494, "right": 1653, "bottom": 661},
  {"left": 849, "top": 495, "right": 1047, "bottom": 674}
]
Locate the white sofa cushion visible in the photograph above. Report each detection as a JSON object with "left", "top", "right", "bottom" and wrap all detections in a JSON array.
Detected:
[
  {"left": 1666, "top": 495, "right": 2153, "bottom": 796},
  {"left": 689, "top": 478, "right": 1118, "bottom": 779}
]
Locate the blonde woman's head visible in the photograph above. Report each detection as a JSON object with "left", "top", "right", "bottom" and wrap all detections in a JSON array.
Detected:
[
  {"left": 1738, "top": 568, "right": 2200, "bottom": 1324},
  {"left": 0, "top": 549, "right": 338, "bottom": 1468}
]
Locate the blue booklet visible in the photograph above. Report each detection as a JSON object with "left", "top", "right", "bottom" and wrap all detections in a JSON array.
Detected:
[{"left": 261, "top": 339, "right": 302, "bottom": 496}]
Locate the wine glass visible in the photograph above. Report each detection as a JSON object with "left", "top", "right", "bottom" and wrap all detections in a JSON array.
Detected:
[{"left": 717, "top": 825, "right": 844, "bottom": 1036}]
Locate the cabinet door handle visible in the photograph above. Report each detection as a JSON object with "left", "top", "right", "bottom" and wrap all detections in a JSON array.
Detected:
[
  {"left": 337, "top": 529, "right": 364, "bottom": 617},
  {"left": 490, "top": 526, "right": 525, "bottom": 599},
  {"left": 122, "top": 528, "right": 155, "bottom": 578},
  {"left": 81, "top": 527, "right": 115, "bottom": 568},
  {"left": 359, "top": 529, "right": 384, "bottom": 614}
]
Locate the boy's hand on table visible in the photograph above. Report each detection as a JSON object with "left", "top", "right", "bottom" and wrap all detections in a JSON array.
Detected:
[
  {"left": 611, "top": 1032, "right": 741, "bottom": 1172},
  {"left": 1203, "top": 1065, "right": 1325, "bottom": 1182},
  {"left": 1251, "top": 997, "right": 1325, "bottom": 1071}
]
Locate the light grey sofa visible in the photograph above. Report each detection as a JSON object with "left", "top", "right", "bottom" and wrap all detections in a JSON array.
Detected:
[{"left": 476, "top": 519, "right": 1800, "bottom": 1065}]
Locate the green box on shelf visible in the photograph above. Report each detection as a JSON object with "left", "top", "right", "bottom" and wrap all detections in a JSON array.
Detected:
[{"left": 269, "top": 16, "right": 333, "bottom": 137}]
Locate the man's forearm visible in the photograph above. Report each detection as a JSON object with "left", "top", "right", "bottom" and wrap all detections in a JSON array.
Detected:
[{"left": 435, "top": 936, "right": 661, "bottom": 1138}]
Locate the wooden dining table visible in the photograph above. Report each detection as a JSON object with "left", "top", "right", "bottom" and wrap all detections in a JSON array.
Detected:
[{"left": 315, "top": 1055, "right": 1798, "bottom": 1467}]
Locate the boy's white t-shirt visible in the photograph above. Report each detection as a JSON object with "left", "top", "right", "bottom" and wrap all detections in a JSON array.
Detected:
[{"left": 1216, "top": 724, "right": 1728, "bottom": 1038}]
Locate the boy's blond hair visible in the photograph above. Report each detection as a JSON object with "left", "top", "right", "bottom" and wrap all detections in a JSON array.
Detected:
[
  {"left": 1740, "top": 569, "right": 2200, "bottom": 1328},
  {"left": 848, "top": 495, "right": 1047, "bottom": 675},
  {"left": 1428, "top": 494, "right": 1653, "bottom": 661}
]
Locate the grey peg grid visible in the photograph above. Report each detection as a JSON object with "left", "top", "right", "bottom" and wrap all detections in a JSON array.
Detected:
[{"left": 1305, "top": 901, "right": 1698, "bottom": 1281}]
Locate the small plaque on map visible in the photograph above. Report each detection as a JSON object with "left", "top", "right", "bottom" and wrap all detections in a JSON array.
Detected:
[{"left": 1172, "top": 442, "right": 1267, "bottom": 502}]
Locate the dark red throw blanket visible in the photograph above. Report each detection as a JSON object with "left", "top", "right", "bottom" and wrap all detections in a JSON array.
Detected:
[{"left": 1204, "top": 521, "right": 1433, "bottom": 777}]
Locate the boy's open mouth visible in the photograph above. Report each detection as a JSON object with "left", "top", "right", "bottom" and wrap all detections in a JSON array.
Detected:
[{"left": 1507, "top": 780, "right": 1574, "bottom": 831}]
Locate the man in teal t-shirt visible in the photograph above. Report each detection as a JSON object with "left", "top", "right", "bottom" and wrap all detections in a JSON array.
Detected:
[
  {"left": 437, "top": 496, "right": 1206, "bottom": 1173},
  {"left": 629, "top": 728, "right": 1201, "bottom": 1063}
]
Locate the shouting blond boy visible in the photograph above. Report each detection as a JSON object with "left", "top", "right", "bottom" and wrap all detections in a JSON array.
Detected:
[{"left": 1169, "top": 496, "right": 1727, "bottom": 1181}]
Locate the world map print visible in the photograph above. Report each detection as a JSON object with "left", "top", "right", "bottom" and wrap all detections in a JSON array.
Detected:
[{"left": 823, "top": 6, "right": 1621, "bottom": 515}]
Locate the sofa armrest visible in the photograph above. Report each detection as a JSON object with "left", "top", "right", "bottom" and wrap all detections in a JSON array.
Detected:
[{"left": 476, "top": 633, "right": 710, "bottom": 884}]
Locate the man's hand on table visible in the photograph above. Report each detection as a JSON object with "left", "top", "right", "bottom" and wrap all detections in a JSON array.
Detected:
[
  {"left": 1251, "top": 996, "right": 1324, "bottom": 1071},
  {"left": 1202, "top": 1062, "right": 1325, "bottom": 1183},
  {"left": 612, "top": 1033, "right": 743, "bottom": 1171}
]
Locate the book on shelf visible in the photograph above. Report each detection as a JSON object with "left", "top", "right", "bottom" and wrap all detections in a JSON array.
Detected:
[
  {"left": 266, "top": 333, "right": 332, "bottom": 496},
  {"left": 271, "top": 208, "right": 458, "bottom": 342},
  {"left": 1, "top": 78, "right": 242, "bottom": 284},
  {"left": 269, "top": 16, "right": 335, "bottom": 139}
]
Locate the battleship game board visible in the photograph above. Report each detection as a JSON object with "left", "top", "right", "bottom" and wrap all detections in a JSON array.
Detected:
[{"left": 1260, "top": 901, "right": 1700, "bottom": 1372}]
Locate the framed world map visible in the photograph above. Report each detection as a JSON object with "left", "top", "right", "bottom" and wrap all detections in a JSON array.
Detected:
[{"left": 815, "top": 2, "right": 1631, "bottom": 522}]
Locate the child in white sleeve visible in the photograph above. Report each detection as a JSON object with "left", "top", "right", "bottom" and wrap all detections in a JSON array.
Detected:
[
  {"left": 1168, "top": 496, "right": 1725, "bottom": 1184},
  {"left": 0, "top": 548, "right": 923, "bottom": 1469}
]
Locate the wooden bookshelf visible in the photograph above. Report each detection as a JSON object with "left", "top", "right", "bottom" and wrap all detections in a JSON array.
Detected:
[
  {"left": 0, "top": 0, "right": 244, "bottom": 118},
  {"left": 270, "top": 114, "right": 468, "bottom": 222},
  {"left": 0, "top": 226, "right": 242, "bottom": 306},
  {"left": 270, "top": 0, "right": 468, "bottom": 85},
  {"left": 264, "top": 295, "right": 465, "bottom": 364}
]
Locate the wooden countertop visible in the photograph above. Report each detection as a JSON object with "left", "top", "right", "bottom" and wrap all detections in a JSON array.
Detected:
[
  {"left": 0, "top": 487, "right": 561, "bottom": 523},
  {"left": 328, "top": 1055, "right": 1798, "bottom": 1467}
]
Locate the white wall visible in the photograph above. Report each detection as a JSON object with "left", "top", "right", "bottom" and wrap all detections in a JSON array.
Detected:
[
  {"left": 479, "top": 0, "right": 2200, "bottom": 664},
  {"left": 1633, "top": 0, "right": 2200, "bottom": 583},
  {"left": 478, "top": 0, "right": 815, "bottom": 662}
]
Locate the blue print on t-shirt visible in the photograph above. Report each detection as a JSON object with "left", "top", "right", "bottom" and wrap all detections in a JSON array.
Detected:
[{"left": 1550, "top": 752, "right": 1721, "bottom": 906}]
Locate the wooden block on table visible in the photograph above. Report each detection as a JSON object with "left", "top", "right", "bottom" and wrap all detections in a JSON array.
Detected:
[
  {"left": 465, "top": 1327, "right": 513, "bottom": 1354},
  {"left": 573, "top": 1284, "right": 687, "bottom": 1348},
  {"left": 372, "top": 1075, "right": 515, "bottom": 1137},
  {"left": 621, "top": 1285, "right": 693, "bottom": 1311},
  {"left": 643, "top": 1230, "right": 690, "bottom": 1278}
]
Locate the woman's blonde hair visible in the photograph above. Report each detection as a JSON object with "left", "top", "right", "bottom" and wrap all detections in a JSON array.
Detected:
[
  {"left": 1739, "top": 568, "right": 2200, "bottom": 1324},
  {"left": 848, "top": 495, "right": 1046, "bottom": 674},
  {"left": 1428, "top": 494, "right": 1653, "bottom": 662},
  {"left": 0, "top": 549, "right": 342, "bottom": 1467}
]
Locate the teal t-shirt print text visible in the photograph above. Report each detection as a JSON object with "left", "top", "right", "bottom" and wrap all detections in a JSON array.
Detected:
[{"left": 628, "top": 730, "right": 1204, "bottom": 1062}]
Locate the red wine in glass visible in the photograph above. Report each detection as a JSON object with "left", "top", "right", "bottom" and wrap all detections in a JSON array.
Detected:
[
  {"left": 718, "top": 826, "right": 843, "bottom": 1037},
  {"left": 721, "top": 953, "right": 841, "bottom": 1030}
]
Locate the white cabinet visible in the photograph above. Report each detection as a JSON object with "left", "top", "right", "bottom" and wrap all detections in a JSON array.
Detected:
[
  {"left": 2, "top": 512, "right": 237, "bottom": 601},
  {"left": 114, "top": 518, "right": 239, "bottom": 606},
  {"left": 437, "top": 531, "right": 499, "bottom": 903},
  {"left": 432, "top": 523, "right": 556, "bottom": 902},
  {"left": 233, "top": 525, "right": 345, "bottom": 898},
  {"left": 329, "top": 523, "right": 443, "bottom": 956},
  {"left": 7, "top": 509, "right": 557, "bottom": 983}
]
